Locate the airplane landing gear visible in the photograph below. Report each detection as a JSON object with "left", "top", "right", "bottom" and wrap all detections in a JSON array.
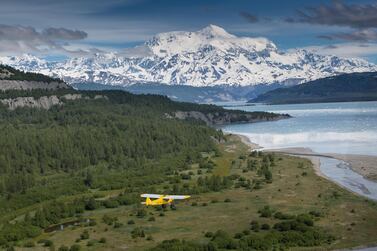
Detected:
[{"left": 170, "top": 204, "right": 176, "bottom": 210}]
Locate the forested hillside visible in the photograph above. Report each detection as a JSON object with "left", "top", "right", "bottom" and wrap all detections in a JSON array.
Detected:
[
  {"left": 0, "top": 90, "right": 223, "bottom": 201},
  {"left": 0, "top": 65, "right": 64, "bottom": 83},
  {"left": 0, "top": 90, "right": 220, "bottom": 246},
  {"left": 0, "top": 88, "right": 292, "bottom": 248},
  {"left": 250, "top": 72, "right": 377, "bottom": 104}
]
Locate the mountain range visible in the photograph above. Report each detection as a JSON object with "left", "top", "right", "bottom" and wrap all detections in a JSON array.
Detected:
[
  {"left": 1, "top": 25, "right": 376, "bottom": 102},
  {"left": 249, "top": 71, "right": 377, "bottom": 104}
]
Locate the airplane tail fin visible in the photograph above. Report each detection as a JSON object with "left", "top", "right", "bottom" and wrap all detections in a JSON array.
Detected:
[{"left": 145, "top": 197, "right": 152, "bottom": 206}]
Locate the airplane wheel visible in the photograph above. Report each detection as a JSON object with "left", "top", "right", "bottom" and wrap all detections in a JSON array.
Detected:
[
  {"left": 162, "top": 204, "right": 167, "bottom": 209},
  {"left": 170, "top": 204, "right": 176, "bottom": 210}
]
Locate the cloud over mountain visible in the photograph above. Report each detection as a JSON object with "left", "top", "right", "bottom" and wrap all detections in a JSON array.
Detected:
[
  {"left": 0, "top": 24, "right": 89, "bottom": 56},
  {"left": 239, "top": 12, "right": 259, "bottom": 23},
  {"left": 289, "top": 1, "right": 377, "bottom": 42},
  {"left": 319, "top": 29, "right": 377, "bottom": 42},
  {"left": 291, "top": 1, "right": 377, "bottom": 29}
]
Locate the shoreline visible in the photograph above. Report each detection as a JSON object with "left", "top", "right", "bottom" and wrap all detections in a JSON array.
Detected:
[
  {"left": 229, "top": 133, "right": 377, "bottom": 250},
  {"left": 231, "top": 135, "right": 328, "bottom": 180},
  {"left": 231, "top": 133, "right": 377, "bottom": 182},
  {"left": 265, "top": 147, "right": 377, "bottom": 182},
  {"left": 234, "top": 137, "right": 377, "bottom": 202},
  {"left": 263, "top": 147, "right": 331, "bottom": 179},
  {"left": 233, "top": 134, "right": 262, "bottom": 151}
]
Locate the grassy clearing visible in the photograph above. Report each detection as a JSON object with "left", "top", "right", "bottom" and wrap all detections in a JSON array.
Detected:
[{"left": 15, "top": 135, "right": 377, "bottom": 251}]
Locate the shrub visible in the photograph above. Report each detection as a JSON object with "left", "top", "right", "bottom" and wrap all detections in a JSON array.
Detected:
[
  {"left": 102, "top": 214, "right": 117, "bottom": 225},
  {"left": 127, "top": 220, "right": 135, "bottom": 225},
  {"left": 58, "top": 246, "right": 69, "bottom": 251},
  {"left": 114, "top": 222, "right": 123, "bottom": 228},
  {"left": 44, "top": 240, "right": 54, "bottom": 247},
  {"left": 242, "top": 230, "right": 250, "bottom": 235},
  {"left": 99, "top": 237, "right": 107, "bottom": 243},
  {"left": 23, "top": 241, "right": 35, "bottom": 247},
  {"left": 234, "top": 232, "right": 244, "bottom": 239},
  {"left": 309, "top": 210, "right": 323, "bottom": 217},
  {"left": 274, "top": 211, "right": 294, "bottom": 220},
  {"left": 211, "top": 230, "right": 237, "bottom": 249},
  {"left": 180, "top": 174, "right": 191, "bottom": 180},
  {"left": 204, "top": 232, "right": 213, "bottom": 238},
  {"left": 261, "top": 223, "right": 270, "bottom": 230},
  {"left": 250, "top": 221, "right": 260, "bottom": 232},
  {"left": 103, "top": 199, "right": 120, "bottom": 208},
  {"left": 85, "top": 198, "right": 99, "bottom": 210},
  {"left": 69, "top": 244, "right": 81, "bottom": 251},
  {"left": 148, "top": 216, "right": 156, "bottom": 222},
  {"left": 80, "top": 230, "right": 89, "bottom": 240},
  {"left": 136, "top": 209, "right": 147, "bottom": 218},
  {"left": 87, "top": 240, "right": 96, "bottom": 246},
  {"left": 296, "top": 214, "right": 314, "bottom": 226},
  {"left": 258, "top": 206, "right": 273, "bottom": 218},
  {"left": 131, "top": 228, "right": 145, "bottom": 238}
]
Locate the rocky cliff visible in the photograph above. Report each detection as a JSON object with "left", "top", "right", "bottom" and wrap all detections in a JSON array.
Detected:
[
  {"left": 0, "top": 94, "right": 107, "bottom": 110},
  {"left": 0, "top": 80, "right": 70, "bottom": 91}
]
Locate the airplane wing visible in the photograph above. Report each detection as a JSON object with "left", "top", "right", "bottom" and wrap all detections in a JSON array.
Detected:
[
  {"left": 140, "top": 194, "right": 191, "bottom": 200},
  {"left": 140, "top": 194, "right": 163, "bottom": 199},
  {"left": 164, "top": 195, "right": 191, "bottom": 200}
]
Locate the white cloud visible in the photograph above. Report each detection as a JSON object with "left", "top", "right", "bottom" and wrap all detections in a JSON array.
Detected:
[
  {"left": 0, "top": 24, "right": 92, "bottom": 56},
  {"left": 296, "top": 43, "right": 377, "bottom": 59}
]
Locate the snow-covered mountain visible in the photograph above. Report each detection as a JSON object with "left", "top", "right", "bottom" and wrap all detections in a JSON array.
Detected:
[{"left": 1, "top": 24, "right": 376, "bottom": 87}]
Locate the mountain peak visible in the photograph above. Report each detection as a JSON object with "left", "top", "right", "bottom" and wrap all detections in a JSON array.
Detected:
[
  {"left": 146, "top": 24, "right": 272, "bottom": 56},
  {"left": 198, "top": 24, "right": 235, "bottom": 39}
]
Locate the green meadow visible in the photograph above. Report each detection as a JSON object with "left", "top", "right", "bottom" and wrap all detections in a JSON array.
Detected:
[{"left": 11, "top": 135, "right": 376, "bottom": 251}]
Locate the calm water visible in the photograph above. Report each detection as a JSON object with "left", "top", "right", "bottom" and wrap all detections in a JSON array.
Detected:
[{"left": 220, "top": 101, "right": 377, "bottom": 156}]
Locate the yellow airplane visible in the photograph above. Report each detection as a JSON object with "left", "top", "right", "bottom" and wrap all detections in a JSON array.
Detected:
[{"left": 140, "top": 194, "right": 191, "bottom": 208}]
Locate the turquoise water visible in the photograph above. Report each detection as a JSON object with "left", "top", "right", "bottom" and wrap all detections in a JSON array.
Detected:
[{"left": 220, "top": 101, "right": 377, "bottom": 156}]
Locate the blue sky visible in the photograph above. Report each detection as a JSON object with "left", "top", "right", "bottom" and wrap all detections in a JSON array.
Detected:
[{"left": 1, "top": 0, "right": 377, "bottom": 62}]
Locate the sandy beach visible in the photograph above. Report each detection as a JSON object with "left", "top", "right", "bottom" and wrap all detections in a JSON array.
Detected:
[
  {"left": 234, "top": 134, "right": 262, "bottom": 151},
  {"left": 329, "top": 154, "right": 377, "bottom": 181}
]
